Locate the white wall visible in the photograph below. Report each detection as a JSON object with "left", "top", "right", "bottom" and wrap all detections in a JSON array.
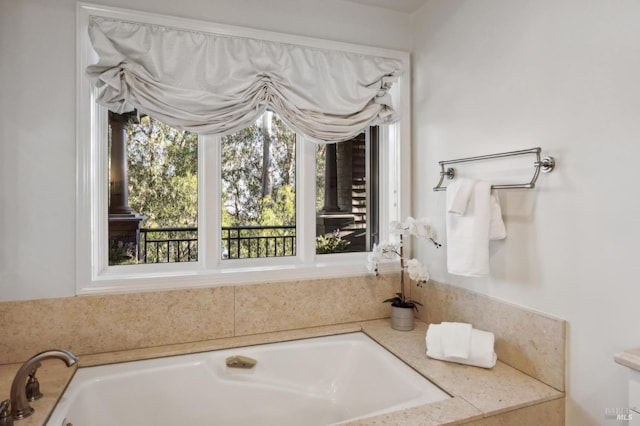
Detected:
[
  {"left": 412, "top": 1, "right": 640, "bottom": 424},
  {"left": 0, "top": 0, "right": 412, "bottom": 301}
]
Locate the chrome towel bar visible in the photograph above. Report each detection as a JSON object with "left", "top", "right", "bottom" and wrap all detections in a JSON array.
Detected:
[{"left": 433, "top": 147, "right": 555, "bottom": 191}]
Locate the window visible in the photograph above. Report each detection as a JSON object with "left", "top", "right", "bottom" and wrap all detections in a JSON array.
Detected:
[
  {"left": 76, "top": 4, "right": 410, "bottom": 294},
  {"left": 221, "top": 111, "right": 297, "bottom": 260},
  {"left": 108, "top": 113, "right": 198, "bottom": 266},
  {"left": 107, "top": 110, "right": 380, "bottom": 266},
  {"left": 315, "top": 129, "right": 379, "bottom": 255}
]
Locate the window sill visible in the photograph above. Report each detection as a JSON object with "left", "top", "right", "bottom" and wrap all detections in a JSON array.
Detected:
[{"left": 78, "top": 252, "right": 386, "bottom": 295}]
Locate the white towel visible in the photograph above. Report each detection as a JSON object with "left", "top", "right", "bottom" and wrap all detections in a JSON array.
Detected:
[
  {"left": 446, "top": 177, "right": 475, "bottom": 216},
  {"left": 446, "top": 180, "right": 506, "bottom": 277},
  {"left": 440, "top": 322, "right": 472, "bottom": 359},
  {"left": 426, "top": 323, "right": 497, "bottom": 369},
  {"left": 489, "top": 190, "right": 506, "bottom": 240}
]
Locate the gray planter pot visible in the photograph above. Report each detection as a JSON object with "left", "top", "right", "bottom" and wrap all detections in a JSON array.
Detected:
[{"left": 390, "top": 305, "right": 415, "bottom": 331}]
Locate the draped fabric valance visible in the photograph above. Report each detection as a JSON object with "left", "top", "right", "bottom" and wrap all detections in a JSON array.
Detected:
[{"left": 86, "top": 17, "right": 404, "bottom": 142}]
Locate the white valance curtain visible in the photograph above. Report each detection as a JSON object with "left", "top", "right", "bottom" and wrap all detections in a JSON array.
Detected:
[{"left": 86, "top": 17, "right": 403, "bottom": 142}]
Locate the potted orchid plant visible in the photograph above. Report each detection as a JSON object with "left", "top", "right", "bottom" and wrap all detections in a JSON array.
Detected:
[{"left": 367, "top": 217, "right": 441, "bottom": 331}]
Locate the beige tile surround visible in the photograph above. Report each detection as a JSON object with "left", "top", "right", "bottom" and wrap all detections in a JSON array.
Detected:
[
  {"left": 0, "top": 275, "right": 565, "bottom": 425},
  {"left": 234, "top": 275, "right": 399, "bottom": 335},
  {"left": 460, "top": 398, "right": 565, "bottom": 426},
  {"left": 411, "top": 281, "right": 566, "bottom": 392},
  {"left": 0, "top": 320, "right": 563, "bottom": 426},
  {"left": 0, "top": 274, "right": 396, "bottom": 365},
  {"left": 0, "top": 276, "right": 564, "bottom": 390}
]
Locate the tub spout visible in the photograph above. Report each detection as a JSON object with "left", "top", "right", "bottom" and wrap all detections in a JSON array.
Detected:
[{"left": 9, "top": 350, "right": 78, "bottom": 420}]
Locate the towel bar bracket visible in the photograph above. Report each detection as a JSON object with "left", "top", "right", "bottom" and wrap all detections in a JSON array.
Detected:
[
  {"left": 441, "top": 168, "right": 455, "bottom": 180},
  {"left": 537, "top": 156, "right": 555, "bottom": 173}
]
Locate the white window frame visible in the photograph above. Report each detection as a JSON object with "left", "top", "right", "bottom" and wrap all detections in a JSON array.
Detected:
[{"left": 75, "top": 3, "right": 411, "bottom": 295}]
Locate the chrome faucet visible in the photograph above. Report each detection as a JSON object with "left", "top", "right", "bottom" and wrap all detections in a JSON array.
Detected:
[{"left": 8, "top": 350, "right": 78, "bottom": 421}]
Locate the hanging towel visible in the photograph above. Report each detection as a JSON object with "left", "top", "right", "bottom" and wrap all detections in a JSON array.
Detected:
[
  {"left": 446, "top": 177, "right": 476, "bottom": 216},
  {"left": 426, "top": 323, "right": 497, "bottom": 369},
  {"left": 489, "top": 190, "right": 506, "bottom": 240},
  {"left": 446, "top": 180, "right": 506, "bottom": 277},
  {"left": 440, "top": 322, "right": 472, "bottom": 359}
]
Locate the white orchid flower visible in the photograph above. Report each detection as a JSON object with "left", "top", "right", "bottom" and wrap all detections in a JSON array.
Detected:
[
  {"left": 406, "top": 258, "right": 429, "bottom": 283},
  {"left": 372, "top": 241, "right": 397, "bottom": 254},
  {"left": 380, "top": 241, "right": 400, "bottom": 259},
  {"left": 366, "top": 252, "right": 379, "bottom": 273},
  {"left": 389, "top": 220, "right": 404, "bottom": 235},
  {"left": 413, "top": 217, "right": 436, "bottom": 240},
  {"left": 367, "top": 243, "right": 387, "bottom": 273},
  {"left": 367, "top": 219, "right": 439, "bottom": 292},
  {"left": 404, "top": 216, "right": 417, "bottom": 235}
]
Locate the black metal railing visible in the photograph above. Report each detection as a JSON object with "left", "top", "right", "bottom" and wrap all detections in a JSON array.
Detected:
[
  {"left": 222, "top": 225, "right": 296, "bottom": 259},
  {"left": 140, "top": 227, "right": 198, "bottom": 263},
  {"left": 138, "top": 225, "right": 296, "bottom": 263}
]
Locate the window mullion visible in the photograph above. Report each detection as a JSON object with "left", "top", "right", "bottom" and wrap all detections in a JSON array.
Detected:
[
  {"left": 202, "top": 135, "right": 220, "bottom": 268},
  {"left": 297, "top": 135, "right": 316, "bottom": 263},
  {"left": 378, "top": 124, "right": 397, "bottom": 245}
]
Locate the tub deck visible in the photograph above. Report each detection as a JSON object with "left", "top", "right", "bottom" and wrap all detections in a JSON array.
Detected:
[{"left": 0, "top": 319, "right": 564, "bottom": 425}]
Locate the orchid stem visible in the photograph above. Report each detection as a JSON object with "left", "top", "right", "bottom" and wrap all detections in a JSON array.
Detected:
[{"left": 399, "top": 234, "right": 405, "bottom": 303}]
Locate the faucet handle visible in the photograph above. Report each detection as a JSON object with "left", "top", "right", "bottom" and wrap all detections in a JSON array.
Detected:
[{"left": 0, "top": 399, "right": 13, "bottom": 426}]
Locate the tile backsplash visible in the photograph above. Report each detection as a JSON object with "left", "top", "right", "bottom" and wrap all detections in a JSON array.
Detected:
[
  {"left": 0, "top": 274, "right": 396, "bottom": 364},
  {"left": 0, "top": 274, "right": 565, "bottom": 395},
  {"left": 412, "top": 280, "right": 566, "bottom": 391}
]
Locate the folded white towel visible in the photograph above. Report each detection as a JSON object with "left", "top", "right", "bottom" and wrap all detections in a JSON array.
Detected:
[
  {"left": 446, "top": 180, "right": 506, "bottom": 277},
  {"left": 426, "top": 323, "right": 497, "bottom": 369},
  {"left": 440, "top": 322, "right": 472, "bottom": 359}
]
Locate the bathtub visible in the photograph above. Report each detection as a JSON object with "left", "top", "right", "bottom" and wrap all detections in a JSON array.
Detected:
[{"left": 46, "top": 332, "right": 449, "bottom": 426}]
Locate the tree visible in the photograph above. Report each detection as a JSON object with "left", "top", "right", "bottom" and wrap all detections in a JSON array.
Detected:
[
  {"left": 271, "top": 114, "right": 296, "bottom": 189},
  {"left": 125, "top": 116, "right": 198, "bottom": 228},
  {"left": 119, "top": 111, "right": 298, "bottom": 262},
  {"left": 260, "top": 112, "right": 273, "bottom": 200},
  {"left": 315, "top": 144, "right": 326, "bottom": 211},
  {"left": 221, "top": 123, "right": 263, "bottom": 225},
  {"left": 221, "top": 111, "right": 296, "bottom": 228}
]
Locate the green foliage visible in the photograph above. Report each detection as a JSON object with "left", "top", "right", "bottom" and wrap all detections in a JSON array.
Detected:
[
  {"left": 125, "top": 112, "right": 296, "bottom": 231},
  {"left": 383, "top": 292, "right": 423, "bottom": 312},
  {"left": 108, "top": 240, "right": 137, "bottom": 265},
  {"left": 218, "top": 112, "right": 298, "bottom": 259},
  {"left": 120, "top": 111, "right": 299, "bottom": 263},
  {"left": 259, "top": 184, "right": 296, "bottom": 227},
  {"left": 125, "top": 116, "right": 198, "bottom": 228},
  {"left": 221, "top": 124, "right": 263, "bottom": 224},
  {"left": 315, "top": 229, "right": 351, "bottom": 254},
  {"left": 221, "top": 112, "right": 296, "bottom": 228},
  {"left": 271, "top": 115, "right": 296, "bottom": 188}
]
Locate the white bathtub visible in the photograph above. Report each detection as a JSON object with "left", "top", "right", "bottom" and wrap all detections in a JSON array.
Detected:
[{"left": 46, "top": 332, "right": 449, "bottom": 426}]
